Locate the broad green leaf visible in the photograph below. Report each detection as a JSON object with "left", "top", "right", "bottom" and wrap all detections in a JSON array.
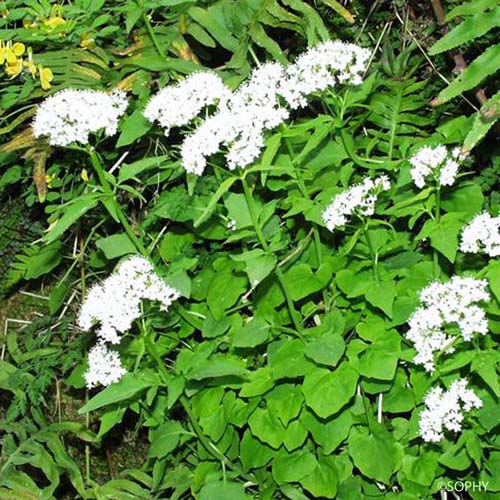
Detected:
[
  {"left": 365, "top": 280, "right": 396, "bottom": 318},
  {"left": 118, "top": 155, "right": 170, "bottom": 182},
  {"left": 148, "top": 421, "right": 185, "bottom": 458},
  {"left": 268, "top": 339, "right": 315, "bottom": 380},
  {"left": 207, "top": 271, "right": 247, "bottom": 319},
  {"left": 265, "top": 384, "right": 303, "bottom": 426},
  {"left": 248, "top": 407, "right": 285, "bottom": 449},
  {"left": 43, "top": 195, "right": 99, "bottom": 243},
  {"left": 95, "top": 233, "right": 136, "bottom": 259},
  {"left": 302, "top": 364, "right": 358, "bottom": 418},
  {"left": 240, "top": 430, "right": 275, "bottom": 470},
  {"left": 79, "top": 372, "right": 156, "bottom": 413},
  {"left": 348, "top": 426, "right": 396, "bottom": 484},
  {"left": 417, "top": 213, "right": 464, "bottom": 262},
  {"left": 198, "top": 480, "right": 250, "bottom": 500},
  {"left": 232, "top": 317, "right": 269, "bottom": 348},
  {"left": 24, "top": 241, "right": 62, "bottom": 279},
  {"left": 304, "top": 334, "right": 345, "bottom": 368},
  {"left": 300, "top": 456, "right": 339, "bottom": 498},
  {"left": 401, "top": 452, "right": 439, "bottom": 486},
  {"left": 188, "top": 357, "right": 248, "bottom": 380},
  {"left": 272, "top": 449, "right": 316, "bottom": 483},
  {"left": 286, "top": 263, "right": 332, "bottom": 300},
  {"left": 283, "top": 420, "right": 308, "bottom": 451},
  {"left": 194, "top": 176, "right": 238, "bottom": 227},
  {"left": 116, "top": 108, "right": 152, "bottom": 147}
]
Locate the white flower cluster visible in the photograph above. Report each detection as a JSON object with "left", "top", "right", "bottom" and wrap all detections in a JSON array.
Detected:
[
  {"left": 79, "top": 255, "right": 180, "bottom": 388},
  {"left": 409, "top": 145, "right": 463, "bottom": 188},
  {"left": 33, "top": 89, "right": 128, "bottom": 147},
  {"left": 280, "top": 40, "right": 370, "bottom": 109},
  {"left": 419, "top": 379, "right": 482, "bottom": 443},
  {"left": 460, "top": 212, "right": 500, "bottom": 257},
  {"left": 84, "top": 343, "right": 127, "bottom": 389},
  {"left": 145, "top": 41, "right": 370, "bottom": 174},
  {"left": 406, "top": 276, "right": 489, "bottom": 372},
  {"left": 322, "top": 175, "right": 391, "bottom": 231},
  {"left": 144, "top": 72, "right": 232, "bottom": 136}
]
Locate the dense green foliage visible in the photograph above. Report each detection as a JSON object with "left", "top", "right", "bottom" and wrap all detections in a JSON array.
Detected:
[{"left": 1, "top": 0, "right": 499, "bottom": 499}]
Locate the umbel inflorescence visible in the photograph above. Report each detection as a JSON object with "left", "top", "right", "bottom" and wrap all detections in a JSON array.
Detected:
[
  {"left": 409, "top": 145, "right": 464, "bottom": 188},
  {"left": 322, "top": 175, "right": 390, "bottom": 231},
  {"left": 79, "top": 256, "right": 180, "bottom": 388},
  {"left": 419, "top": 379, "right": 483, "bottom": 443},
  {"left": 145, "top": 40, "right": 371, "bottom": 174},
  {"left": 33, "top": 89, "right": 128, "bottom": 147},
  {"left": 405, "top": 276, "right": 489, "bottom": 373},
  {"left": 460, "top": 211, "right": 500, "bottom": 257}
]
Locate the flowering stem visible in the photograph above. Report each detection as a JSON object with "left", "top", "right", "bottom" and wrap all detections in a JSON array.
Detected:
[
  {"left": 433, "top": 187, "right": 442, "bottom": 279},
  {"left": 87, "top": 147, "right": 147, "bottom": 255},
  {"left": 363, "top": 222, "right": 380, "bottom": 284},
  {"left": 241, "top": 175, "right": 302, "bottom": 332},
  {"left": 283, "top": 136, "right": 329, "bottom": 308}
]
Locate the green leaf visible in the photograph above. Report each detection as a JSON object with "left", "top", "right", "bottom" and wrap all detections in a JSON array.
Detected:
[
  {"left": 79, "top": 372, "right": 156, "bottom": 413},
  {"left": 301, "top": 408, "right": 354, "bottom": 454},
  {"left": 348, "top": 425, "right": 396, "bottom": 484},
  {"left": 365, "top": 280, "right": 396, "bottom": 318},
  {"left": 233, "top": 317, "right": 269, "bottom": 348},
  {"left": 240, "top": 430, "right": 275, "bottom": 470},
  {"left": 272, "top": 449, "right": 316, "bottom": 483},
  {"left": 402, "top": 452, "right": 439, "bottom": 486},
  {"left": 24, "top": 241, "right": 62, "bottom": 279},
  {"left": 207, "top": 271, "right": 247, "bottom": 319},
  {"left": 463, "top": 90, "right": 500, "bottom": 153},
  {"left": 265, "top": 384, "right": 303, "bottom": 426},
  {"left": 417, "top": 213, "right": 464, "bottom": 262},
  {"left": 472, "top": 351, "right": 500, "bottom": 397},
  {"left": 96, "top": 233, "right": 136, "bottom": 260},
  {"left": 198, "top": 480, "right": 250, "bottom": 500},
  {"left": 429, "top": 8, "right": 500, "bottom": 54},
  {"left": 117, "top": 108, "right": 152, "bottom": 147},
  {"left": 268, "top": 339, "right": 315, "bottom": 380},
  {"left": 358, "top": 330, "right": 400, "bottom": 381},
  {"left": 118, "top": 155, "right": 170, "bottom": 183},
  {"left": 304, "top": 333, "right": 345, "bottom": 368},
  {"left": 43, "top": 195, "right": 99, "bottom": 243},
  {"left": 248, "top": 407, "right": 285, "bottom": 449},
  {"left": 436, "top": 44, "right": 500, "bottom": 104},
  {"left": 286, "top": 263, "right": 332, "bottom": 301},
  {"left": 148, "top": 421, "right": 185, "bottom": 458},
  {"left": 188, "top": 357, "right": 248, "bottom": 380},
  {"left": 300, "top": 456, "right": 339, "bottom": 498},
  {"left": 283, "top": 420, "right": 308, "bottom": 451},
  {"left": 302, "top": 364, "right": 358, "bottom": 418}
]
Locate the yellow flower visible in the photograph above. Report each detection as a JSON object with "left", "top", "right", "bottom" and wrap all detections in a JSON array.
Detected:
[
  {"left": 23, "top": 48, "right": 37, "bottom": 77},
  {"left": 39, "top": 65, "right": 53, "bottom": 90},
  {"left": 45, "top": 174, "right": 54, "bottom": 187},
  {"left": 12, "top": 42, "right": 25, "bottom": 56},
  {"left": 80, "top": 33, "right": 95, "bottom": 49},
  {"left": 0, "top": 41, "right": 6, "bottom": 65},
  {"left": 81, "top": 169, "right": 89, "bottom": 182},
  {"left": 43, "top": 15, "right": 66, "bottom": 30},
  {"left": 6, "top": 58, "right": 23, "bottom": 78}
]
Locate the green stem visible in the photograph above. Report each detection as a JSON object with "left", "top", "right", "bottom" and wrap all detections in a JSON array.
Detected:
[
  {"left": 283, "top": 137, "right": 329, "bottom": 308},
  {"left": 241, "top": 175, "right": 302, "bottom": 332},
  {"left": 433, "top": 187, "right": 441, "bottom": 279},
  {"left": 87, "top": 148, "right": 147, "bottom": 255},
  {"left": 142, "top": 12, "right": 165, "bottom": 60},
  {"left": 363, "top": 222, "right": 380, "bottom": 284}
]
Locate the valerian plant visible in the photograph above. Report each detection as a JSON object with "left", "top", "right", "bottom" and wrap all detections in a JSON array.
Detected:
[{"left": 1, "top": 12, "right": 499, "bottom": 500}]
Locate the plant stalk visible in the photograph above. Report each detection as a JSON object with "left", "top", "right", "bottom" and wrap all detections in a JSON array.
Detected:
[
  {"left": 433, "top": 187, "right": 441, "bottom": 279},
  {"left": 363, "top": 222, "right": 380, "bottom": 284},
  {"left": 87, "top": 148, "right": 147, "bottom": 255},
  {"left": 241, "top": 175, "right": 302, "bottom": 331}
]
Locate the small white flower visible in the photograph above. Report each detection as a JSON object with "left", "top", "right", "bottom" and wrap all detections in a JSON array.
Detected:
[
  {"left": 33, "top": 89, "right": 128, "bottom": 146},
  {"left": 144, "top": 72, "right": 232, "bottom": 135},
  {"left": 78, "top": 255, "right": 180, "bottom": 344},
  {"left": 409, "top": 145, "right": 464, "bottom": 188},
  {"left": 406, "top": 277, "right": 490, "bottom": 372},
  {"left": 460, "top": 212, "right": 500, "bottom": 257},
  {"left": 84, "top": 342, "right": 127, "bottom": 388},
  {"left": 419, "top": 379, "right": 482, "bottom": 443},
  {"left": 322, "top": 175, "right": 390, "bottom": 231}
]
